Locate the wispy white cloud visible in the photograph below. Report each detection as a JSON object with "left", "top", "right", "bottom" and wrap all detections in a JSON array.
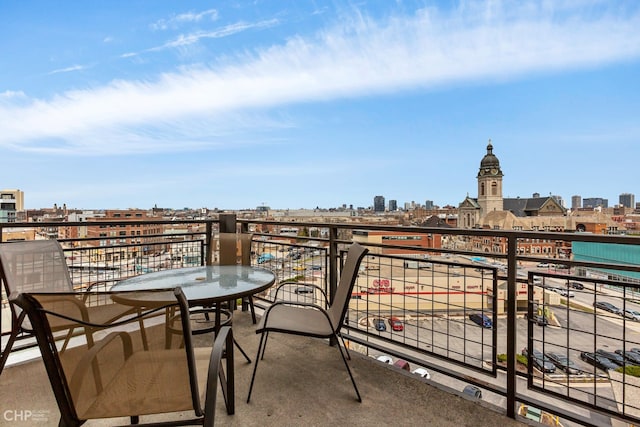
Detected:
[
  {"left": 0, "top": 90, "right": 26, "bottom": 99},
  {"left": 157, "top": 19, "right": 280, "bottom": 49},
  {"left": 122, "top": 19, "right": 279, "bottom": 58},
  {"left": 47, "top": 64, "right": 89, "bottom": 75},
  {"left": 151, "top": 8, "right": 219, "bottom": 31},
  {"left": 2, "top": 1, "right": 640, "bottom": 156}
]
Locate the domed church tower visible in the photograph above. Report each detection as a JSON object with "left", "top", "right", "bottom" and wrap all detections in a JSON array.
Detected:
[{"left": 477, "top": 140, "right": 503, "bottom": 216}]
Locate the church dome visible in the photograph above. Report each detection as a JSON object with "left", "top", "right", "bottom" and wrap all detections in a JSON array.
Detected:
[
  {"left": 477, "top": 140, "right": 502, "bottom": 177},
  {"left": 480, "top": 141, "right": 500, "bottom": 168}
]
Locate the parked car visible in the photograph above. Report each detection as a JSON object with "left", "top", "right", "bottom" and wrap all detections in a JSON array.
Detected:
[
  {"left": 615, "top": 350, "right": 640, "bottom": 365},
  {"left": 525, "top": 313, "right": 548, "bottom": 326},
  {"left": 469, "top": 313, "right": 493, "bottom": 328},
  {"left": 411, "top": 368, "right": 431, "bottom": 379},
  {"left": 373, "top": 318, "right": 386, "bottom": 331},
  {"left": 462, "top": 385, "right": 482, "bottom": 400},
  {"left": 294, "top": 286, "right": 314, "bottom": 294},
  {"left": 580, "top": 352, "right": 620, "bottom": 371},
  {"left": 545, "top": 352, "right": 581, "bottom": 374},
  {"left": 596, "top": 349, "right": 626, "bottom": 366},
  {"left": 257, "top": 253, "right": 275, "bottom": 264},
  {"left": 593, "top": 301, "right": 622, "bottom": 315},
  {"left": 522, "top": 348, "right": 556, "bottom": 373},
  {"left": 393, "top": 359, "right": 410, "bottom": 371},
  {"left": 388, "top": 317, "right": 404, "bottom": 331},
  {"left": 376, "top": 355, "right": 393, "bottom": 364},
  {"left": 555, "top": 288, "right": 575, "bottom": 298},
  {"left": 569, "top": 281, "right": 584, "bottom": 290},
  {"left": 623, "top": 309, "right": 640, "bottom": 321}
]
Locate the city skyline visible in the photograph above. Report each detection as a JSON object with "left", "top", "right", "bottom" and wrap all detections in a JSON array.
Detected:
[{"left": 1, "top": 1, "right": 640, "bottom": 210}]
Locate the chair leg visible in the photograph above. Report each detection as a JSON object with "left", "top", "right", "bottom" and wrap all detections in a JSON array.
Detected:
[
  {"left": 60, "top": 328, "right": 75, "bottom": 353},
  {"left": 0, "top": 312, "right": 26, "bottom": 375},
  {"left": 233, "top": 338, "right": 251, "bottom": 364},
  {"left": 259, "top": 331, "right": 270, "bottom": 360},
  {"left": 247, "top": 297, "right": 256, "bottom": 324},
  {"left": 0, "top": 329, "right": 19, "bottom": 375},
  {"left": 334, "top": 333, "right": 362, "bottom": 402},
  {"left": 338, "top": 333, "right": 351, "bottom": 360},
  {"left": 246, "top": 331, "right": 267, "bottom": 403}
]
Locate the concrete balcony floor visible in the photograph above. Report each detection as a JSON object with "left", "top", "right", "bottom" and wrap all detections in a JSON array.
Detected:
[{"left": 0, "top": 311, "right": 526, "bottom": 426}]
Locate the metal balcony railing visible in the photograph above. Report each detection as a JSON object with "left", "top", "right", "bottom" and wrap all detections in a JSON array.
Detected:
[{"left": 1, "top": 217, "right": 640, "bottom": 426}]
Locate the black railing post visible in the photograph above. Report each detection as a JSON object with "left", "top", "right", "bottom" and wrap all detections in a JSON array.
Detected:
[
  {"left": 328, "top": 226, "right": 338, "bottom": 346},
  {"left": 506, "top": 234, "right": 518, "bottom": 419},
  {"left": 205, "top": 221, "right": 213, "bottom": 266}
]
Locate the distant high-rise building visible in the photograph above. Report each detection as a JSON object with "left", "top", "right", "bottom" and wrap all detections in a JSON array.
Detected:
[
  {"left": 619, "top": 193, "right": 635, "bottom": 208},
  {"left": 571, "top": 195, "right": 581, "bottom": 210},
  {"left": 551, "top": 195, "right": 565, "bottom": 208},
  {"left": 583, "top": 197, "right": 608, "bottom": 209},
  {"left": 0, "top": 189, "right": 24, "bottom": 223},
  {"left": 373, "top": 196, "right": 385, "bottom": 213},
  {"left": 388, "top": 199, "right": 397, "bottom": 211},
  {"left": 425, "top": 200, "right": 434, "bottom": 210}
]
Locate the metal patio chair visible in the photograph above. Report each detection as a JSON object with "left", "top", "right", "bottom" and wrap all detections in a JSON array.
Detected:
[
  {"left": 247, "top": 242, "right": 368, "bottom": 403},
  {"left": 10, "top": 287, "right": 234, "bottom": 426},
  {"left": 0, "top": 240, "right": 132, "bottom": 375},
  {"left": 219, "top": 233, "right": 257, "bottom": 324}
]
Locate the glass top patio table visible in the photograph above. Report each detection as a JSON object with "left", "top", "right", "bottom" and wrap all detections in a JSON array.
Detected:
[{"left": 111, "top": 265, "right": 276, "bottom": 306}]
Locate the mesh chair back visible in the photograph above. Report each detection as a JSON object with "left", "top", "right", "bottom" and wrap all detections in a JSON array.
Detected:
[
  {"left": 0, "top": 240, "right": 74, "bottom": 330},
  {"left": 219, "top": 233, "right": 253, "bottom": 266},
  {"left": 327, "top": 243, "right": 368, "bottom": 330},
  {"left": 239, "top": 234, "right": 253, "bottom": 266},
  {"left": 218, "top": 233, "right": 238, "bottom": 266},
  {"left": 12, "top": 288, "right": 204, "bottom": 424}
]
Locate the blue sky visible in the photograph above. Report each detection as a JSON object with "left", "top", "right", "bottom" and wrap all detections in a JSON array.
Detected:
[{"left": 1, "top": 0, "right": 639, "bottom": 211}]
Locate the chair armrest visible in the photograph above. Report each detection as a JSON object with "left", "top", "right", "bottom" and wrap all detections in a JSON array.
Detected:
[
  {"left": 69, "top": 331, "right": 133, "bottom": 395},
  {"left": 203, "top": 326, "right": 234, "bottom": 425},
  {"left": 31, "top": 294, "right": 93, "bottom": 324},
  {"left": 261, "top": 300, "right": 336, "bottom": 331},
  {"left": 273, "top": 281, "right": 328, "bottom": 307}
]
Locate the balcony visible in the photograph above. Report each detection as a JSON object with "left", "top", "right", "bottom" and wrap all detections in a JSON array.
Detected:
[
  {"left": 0, "top": 311, "right": 525, "bottom": 426},
  {"left": 2, "top": 216, "right": 640, "bottom": 426}
]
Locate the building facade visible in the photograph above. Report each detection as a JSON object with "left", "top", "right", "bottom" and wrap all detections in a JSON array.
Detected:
[
  {"left": 619, "top": 193, "right": 635, "bottom": 209},
  {"left": 373, "top": 196, "right": 385, "bottom": 213},
  {"left": 0, "top": 189, "right": 24, "bottom": 223},
  {"left": 571, "top": 195, "right": 582, "bottom": 210},
  {"left": 583, "top": 197, "right": 608, "bottom": 209}
]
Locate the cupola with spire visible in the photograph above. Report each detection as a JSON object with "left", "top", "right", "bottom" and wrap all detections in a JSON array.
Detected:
[{"left": 478, "top": 139, "right": 503, "bottom": 178}]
